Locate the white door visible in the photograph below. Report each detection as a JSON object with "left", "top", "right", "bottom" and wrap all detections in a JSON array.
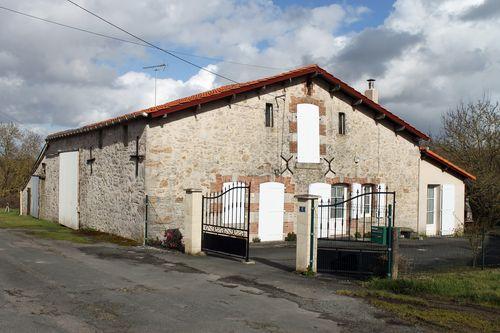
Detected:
[
  {"left": 309, "top": 183, "right": 331, "bottom": 238},
  {"left": 425, "top": 185, "right": 437, "bottom": 236},
  {"left": 59, "top": 151, "right": 79, "bottom": 229},
  {"left": 258, "top": 182, "right": 285, "bottom": 241},
  {"left": 441, "top": 184, "right": 455, "bottom": 236},
  {"left": 30, "top": 176, "right": 39, "bottom": 218},
  {"left": 222, "top": 182, "right": 246, "bottom": 228}
]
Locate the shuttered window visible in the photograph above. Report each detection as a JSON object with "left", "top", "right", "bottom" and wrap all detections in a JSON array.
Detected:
[{"left": 297, "top": 103, "right": 320, "bottom": 163}]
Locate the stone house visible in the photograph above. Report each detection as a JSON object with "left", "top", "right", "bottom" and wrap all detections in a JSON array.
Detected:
[{"left": 20, "top": 64, "right": 475, "bottom": 241}]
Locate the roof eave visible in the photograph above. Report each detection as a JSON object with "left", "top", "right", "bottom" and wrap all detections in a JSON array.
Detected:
[{"left": 420, "top": 148, "right": 476, "bottom": 181}]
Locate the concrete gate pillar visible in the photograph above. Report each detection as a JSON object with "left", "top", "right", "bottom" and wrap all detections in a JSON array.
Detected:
[
  {"left": 295, "top": 194, "right": 320, "bottom": 273},
  {"left": 184, "top": 188, "right": 203, "bottom": 255}
]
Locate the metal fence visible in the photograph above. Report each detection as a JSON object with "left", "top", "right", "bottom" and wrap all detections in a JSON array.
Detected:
[
  {"left": 316, "top": 189, "right": 396, "bottom": 277},
  {"left": 201, "top": 183, "right": 251, "bottom": 261}
]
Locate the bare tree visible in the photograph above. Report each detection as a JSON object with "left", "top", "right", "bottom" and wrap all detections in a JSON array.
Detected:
[
  {"left": 433, "top": 96, "right": 500, "bottom": 266},
  {"left": 0, "top": 123, "right": 43, "bottom": 208}
]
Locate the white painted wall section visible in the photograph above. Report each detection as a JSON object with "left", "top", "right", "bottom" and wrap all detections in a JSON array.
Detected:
[
  {"left": 258, "top": 182, "right": 285, "bottom": 241},
  {"left": 58, "top": 151, "right": 79, "bottom": 229},
  {"left": 297, "top": 103, "right": 320, "bottom": 163}
]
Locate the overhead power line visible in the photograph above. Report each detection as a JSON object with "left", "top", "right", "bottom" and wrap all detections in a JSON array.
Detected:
[
  {"left": 64, "top": 0, "right": 238, "bottom": 83},
  {"left": 0, "top": 5, "right": 287, "bottom": 71}
]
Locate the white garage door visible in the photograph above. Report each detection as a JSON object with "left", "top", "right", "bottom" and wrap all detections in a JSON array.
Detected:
[
  {"left": 30, "top": 176, "right": 39, "bottom": 219},
  {"left": 258, "top": 182, "right": 285, "bottom": 241},
  {"left": 441, "top": 184, "right": 455, "bottom": 236},
  {"left": 308, "top": 183, "right": 331, "bottom": 238},
  {"left": 59, "top": 151, "right": 79, "bottom": 229}
]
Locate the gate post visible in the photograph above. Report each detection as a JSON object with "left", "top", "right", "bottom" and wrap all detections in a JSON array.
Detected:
[
  {"left": 295, "top": 194, "right": 320, "bottom": 273},
  {"left": 184, "top": 188, "right": 203, "bottom": 255}
]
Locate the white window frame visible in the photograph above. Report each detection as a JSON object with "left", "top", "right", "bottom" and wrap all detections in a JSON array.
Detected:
[
  {"left": 331, "top": 184, "right": 348, "bottom": 220},
  {"left": 362, "top": 185, "right": 373, "bottom": 217},
  {"left": 426, "top": 185, "right": 437, "bottom": 225}
]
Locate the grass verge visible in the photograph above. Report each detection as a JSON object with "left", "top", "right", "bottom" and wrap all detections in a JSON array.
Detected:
[
  {"left": 0, "top": 210, "right": 138, "bottom": 246},
  {"left": 340, "top": 269, "right": 500, "bottom": 332}
]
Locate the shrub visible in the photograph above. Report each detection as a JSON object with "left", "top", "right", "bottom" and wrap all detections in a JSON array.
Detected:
[
  {"left": 252, "top": 236, "right": 261, "bottom": 243},
  {"left": 146, "top": 238, "right": 162, "bottom": 247},
  {"left": 354, "top": 231, "right": 361, "bottom": 239},
  {"left": 285, "top": 232, "right": 296, "bottom": 242},
  {"left": 162, "top": 228, "right": 184, "bottom": 252}
]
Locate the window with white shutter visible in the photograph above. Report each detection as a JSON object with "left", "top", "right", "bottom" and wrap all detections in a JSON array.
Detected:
[{"left": 297, "top": 103, "right": 320, "bottom": 163}]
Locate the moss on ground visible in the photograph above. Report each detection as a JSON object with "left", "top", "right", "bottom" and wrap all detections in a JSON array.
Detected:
[
  {"left": 339, "top": 269, "right": 500, "bottom": 332},
  {"left": 0, "top": 210, "right": 138, "bottom": 246}
]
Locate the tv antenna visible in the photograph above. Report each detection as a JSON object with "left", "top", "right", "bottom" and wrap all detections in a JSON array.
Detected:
[{"left": 142, "top": 63, "right": 167, "bottom": 106}]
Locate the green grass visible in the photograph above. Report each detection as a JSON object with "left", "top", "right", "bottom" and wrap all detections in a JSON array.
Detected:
[
  {"left": 365, "top": 269, "right": 500, "bottom": 307},
  {"left": 0, "top": 210, "right": 138, "bottom": 246},
  {"left": 341, "top": 269, "right": 500, "bottom": 332}
]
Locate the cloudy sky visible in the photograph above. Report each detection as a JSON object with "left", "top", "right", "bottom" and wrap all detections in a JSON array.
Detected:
[{"left": 0, "top": 0, "right": 499, "bottom": 137}]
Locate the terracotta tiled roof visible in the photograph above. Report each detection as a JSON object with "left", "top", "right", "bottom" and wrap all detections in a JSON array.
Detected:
[
  {"left": 47, "top": 64, "right": 430, "bottom": 141},
  {"left": 420, "top": 147, "right": 476, "bottom": 180}
]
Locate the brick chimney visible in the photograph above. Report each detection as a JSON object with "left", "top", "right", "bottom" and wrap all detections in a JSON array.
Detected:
[{"left": 364, "top": 79, "right": 378, "bottom": 103}]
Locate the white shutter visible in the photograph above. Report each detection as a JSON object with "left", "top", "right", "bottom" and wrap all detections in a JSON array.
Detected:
[
  {"left": 297, "top": 104, "right": 320, "bottom": 163},
  {"left": 351, "top": 183, "right": 362, "bottom": 218},
  {"left": 309, "top": 183, "right": 331, "bottom": 237},
  {"left": 441, "top": 184, "right": 455, "bottom": 236},
  {"left": 377, "top": 183, "right": 386, "bottom": 218}
]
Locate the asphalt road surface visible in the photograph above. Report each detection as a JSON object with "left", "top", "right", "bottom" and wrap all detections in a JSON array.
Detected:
[{"left": 0, "top": 229, "right": 422, "bottom": 333}]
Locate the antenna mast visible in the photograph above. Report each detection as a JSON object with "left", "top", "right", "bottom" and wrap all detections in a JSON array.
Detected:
[{"left": 142, "top": 63, "right": 166, "bottom": 106}]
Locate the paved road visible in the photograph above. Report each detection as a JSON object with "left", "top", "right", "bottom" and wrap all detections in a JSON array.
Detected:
[
  {"left": 0, "top": 229, "right": 421, "bottom": 333},
  {"left": 251, "top": 236, "right": 500, "bottom": 275}
]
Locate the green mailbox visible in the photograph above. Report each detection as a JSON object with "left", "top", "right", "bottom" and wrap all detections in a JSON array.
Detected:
[{"left": 371, "top": 226, "right": 388, "bottom": 245}]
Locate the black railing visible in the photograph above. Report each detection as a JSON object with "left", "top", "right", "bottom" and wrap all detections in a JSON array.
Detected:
[
  {"left": 201, "top": 183, "right": 251, "bottom": 261},
  {"left": 317, "top": 188, "right": 395, "bottom": 242},
  {"left": 317, "top": 188, "right": 396, "bottom": 277}
]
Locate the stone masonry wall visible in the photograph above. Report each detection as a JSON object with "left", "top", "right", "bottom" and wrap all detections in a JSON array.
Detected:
[
  {"left": 22, "top": 120, "right": 148, "bottom": 241},
  {"left": 22, "top": 75, "right": 422, "bottom": 242},
  {"left": 145, "top": 77, "right": 421, "bottom": 240}
]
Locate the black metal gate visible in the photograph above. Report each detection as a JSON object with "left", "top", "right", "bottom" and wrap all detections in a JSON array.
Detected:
[
  {"left": 317, "top": 188, "right": 396, "bottom": 277},
  {"left": 201, "top": 183, "right": 250, "bottom": 261}
]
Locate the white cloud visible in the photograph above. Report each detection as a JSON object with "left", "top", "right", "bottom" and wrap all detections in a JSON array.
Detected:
[{"left": 0, "top": 0, "right": 498, "bottom": 137}]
